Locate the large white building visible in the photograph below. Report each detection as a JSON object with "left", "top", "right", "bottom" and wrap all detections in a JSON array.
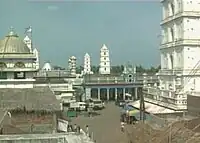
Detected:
[
  {"left": 99, "top": 44, "right": 111, "bottom": 75},
  {"left": 83, "top": 53, "right": 93, "bottom": 75},
  {"left": 143, "top": 0, "right": 200, "bottom": 111},
  {"left": 0, "top": 28, "right": 39, "bottom": 88}
]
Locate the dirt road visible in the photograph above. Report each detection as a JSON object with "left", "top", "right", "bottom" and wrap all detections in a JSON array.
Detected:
[{"left": 71, "top": 102, "right": 128, "bottom": 143}]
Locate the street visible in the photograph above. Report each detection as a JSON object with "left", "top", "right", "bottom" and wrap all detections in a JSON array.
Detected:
[{"left": 72, "top": 102, "right": 128, "bottom": 143}]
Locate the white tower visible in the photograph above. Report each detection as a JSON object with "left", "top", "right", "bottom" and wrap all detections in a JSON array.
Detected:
[
  {"left": 99, "top": 44, "right": 110, "bottom": 75},
  {"left": 157, "top": 0, "right": 200, "bottom": 110},
  {"left": 83, "top": 53, "right": 93, "bottom": 75},
  {"left": 33, "top": 48, "right": 39, "bottom": 70},
  {"left": 23, "top": 35, "right": 32, "bottom": 52},
  {"left": 68, "top": 56, "right": 77, "bottom": 75}
]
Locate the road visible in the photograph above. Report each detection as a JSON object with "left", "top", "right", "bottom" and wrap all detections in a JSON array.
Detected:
[{"left": 71, "top": 102, "right": 128, "bottom": 143}]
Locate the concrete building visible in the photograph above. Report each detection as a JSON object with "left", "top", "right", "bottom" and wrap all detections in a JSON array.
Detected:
[
  {"left": 42, "top": 62, "right": 52, "bottom": 71},
  {"left": 99, "top": 44, "right": 110, "bottom": 75},
  {"left": 143, "top": 0, "right": 200, "bottom": 112},
  {"left": 0, "top": 28, "right": 39, "bottom": 88},
  {"left": 83, "top": 53, "right": 93, "bottom": 75}
]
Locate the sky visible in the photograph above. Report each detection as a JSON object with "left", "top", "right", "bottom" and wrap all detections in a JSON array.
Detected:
[{"left": 0, "top": 0, "right": 162, "bottom": 68}]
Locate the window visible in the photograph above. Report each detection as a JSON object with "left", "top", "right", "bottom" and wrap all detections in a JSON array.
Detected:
[
  {"left": 0, "top": 72, "right": 7, "bottom": 79},
  {"left": 104, "top": 68, "right": 106, "bottom": 71},
  {"left": 104, "top": 52, "right": 106, "bottom": 55},
  {"left": 14, "top": 72, "right": 25, "bottom": 79},
  {"left": 104, "top": 57, "right": 106, "bottom": 60},
  {"left": 170, "top": 3, "right": 175, "bottom": 15},
  {"left": 104, "top": 62, "right": 106, "bottom": 65},
  {"left": 14, "top": 62, "right": 25, "bottom": 68},
  {"left": 170, "top": 28, "right": 174, "bottom": 41}
]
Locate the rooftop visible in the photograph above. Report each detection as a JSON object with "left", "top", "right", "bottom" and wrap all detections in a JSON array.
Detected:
[
  {"left": 0, "top": 87, "right": 60, "bottom": 111},
  {"left": 0, "top": 30, "right": 30, "bottom": 54}
]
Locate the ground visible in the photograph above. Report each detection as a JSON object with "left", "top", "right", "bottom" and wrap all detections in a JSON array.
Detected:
[{"left": 71, "top": 102, "right": 128, "bottom": 143}]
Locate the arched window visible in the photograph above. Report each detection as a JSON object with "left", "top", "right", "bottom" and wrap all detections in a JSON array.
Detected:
[
  {"left": 14, "top": 62, "right": 25, "bottom": 68},
  {"left": 0, "top": 62, "right": 7, "bottom": 68}
]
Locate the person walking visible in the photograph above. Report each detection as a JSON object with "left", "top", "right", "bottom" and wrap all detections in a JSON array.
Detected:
[
  {"left": 86, "top": 125, "right": 89, "bottom": 136},
  {"left": 121, "top": 121, "right": 125, "bottom": 132}
]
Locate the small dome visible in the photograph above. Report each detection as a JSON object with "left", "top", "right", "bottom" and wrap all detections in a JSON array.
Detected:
[
  {"left": 42, "top": 62, "right": 52, "bottom": 71},
  {"left": 0, "top": 30, "right": 30, "bottom": 54}
]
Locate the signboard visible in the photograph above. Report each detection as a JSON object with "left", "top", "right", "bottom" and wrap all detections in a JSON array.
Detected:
[{"left": 57, "top": 118, "right": 68, "bottom": 132}]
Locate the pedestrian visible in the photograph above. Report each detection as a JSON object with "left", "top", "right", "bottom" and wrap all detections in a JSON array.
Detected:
[
  {"left": 77, "top": 126, "right": 81, "bottom": 134},
  {"left": 73, "top": 124, "right": 77, "bottom": 132},
  {"left": 86, "top": 125, "right": 89, "bottom": 136},
  {"left": 121, "top": 121, "right": 125, "bottom": 132}
]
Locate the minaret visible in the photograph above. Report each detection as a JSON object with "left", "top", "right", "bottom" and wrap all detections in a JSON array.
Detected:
[
  {"left": 83, "top": 53, "right": 93, "bottom": 74},
  {"left": 68, "top": 56, "right": 77, "bottom": 75},
  {"left": 99, "top": 44, "right": 110, "bottom": 75},
  {"left": 33, "top": 48, "right": 39, "bottom": 70},
  {"left": 23, "top": 35, "right": 32, "bottom": 52}
]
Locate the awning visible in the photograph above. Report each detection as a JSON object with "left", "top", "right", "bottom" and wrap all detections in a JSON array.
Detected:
[
  {"left": 127, "top": 100, "right": 176, "bottom": 114},
  {"left": 128, "top": 109, "right": 140, "bottom": 116}
]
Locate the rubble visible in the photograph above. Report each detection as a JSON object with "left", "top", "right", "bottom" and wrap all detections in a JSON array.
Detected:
[{"left": 125, "top": 118, "right": 200, "bottom": 143}]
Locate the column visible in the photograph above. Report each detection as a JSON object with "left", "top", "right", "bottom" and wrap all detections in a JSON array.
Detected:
[
  {"left": 107, "top": 88, "right": 109, "bottom": 101},
  {"left": 85, "top": 88, "right": 91, "bottom": 100},
  {"left": 98, "top": 88, "right": 100, "bottom": 100},
  {"left": 115, "top": 88, "right": 117, "bottom": 100},
  {"left": 123, "top": 88, "right": 126, "bottom": 100},
  {"left": 135, "top": 87, "right": 138, "bottom": 100}
]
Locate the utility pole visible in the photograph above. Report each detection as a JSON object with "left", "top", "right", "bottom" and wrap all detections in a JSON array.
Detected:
[{"left": 140, "top": 92, "right": 145, "bottom": 122}]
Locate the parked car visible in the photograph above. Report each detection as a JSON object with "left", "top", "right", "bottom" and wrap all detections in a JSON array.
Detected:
[
  {"left": 115, "top": 100, "right": 126, "bottom": 107},
  {"left": 93, "top": 99, "right": 104, "bottom": 110}
]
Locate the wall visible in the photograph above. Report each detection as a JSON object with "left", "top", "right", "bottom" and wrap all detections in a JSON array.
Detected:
[
  {"left": 183, "top": 0, "right": 200, "bottom": 12},
  {"left": 9, "top": 113, "right": 55, "bottom": 134},
  {"left": 187, "top": 94, "right": 200, "bottom": 116}
]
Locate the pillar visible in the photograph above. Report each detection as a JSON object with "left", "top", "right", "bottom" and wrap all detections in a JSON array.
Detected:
[
  {"left": 123, "top": 88, "right": 126, "bottom": 100},
  {"left": 52, "top": 113, "right": 57, "bottom": 133},
  {"left": 115, "top": 88, "right": 117, "bottom": 100},
  {"left": 85, "top": 88, "right": 91, "bottom": 100},
  {"left": 98, "top": 88, "right": 100, "bottom": 100},
  {"left": 135, "top": 87, "right": 138, "bottom": 100},
  {"left": 107, "top": 88, "right": 109, "bottom": 101}
]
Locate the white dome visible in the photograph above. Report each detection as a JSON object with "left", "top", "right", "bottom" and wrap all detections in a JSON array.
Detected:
[{"left": 42, "top": 62, "right": 52, "bottom": 71}]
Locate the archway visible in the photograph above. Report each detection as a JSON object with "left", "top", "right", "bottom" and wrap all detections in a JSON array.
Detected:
[
  {"left": 100, "top": 88, "right": 107, "bottom": 101},
  {"left": 91, "top": 88, "right": 98, "bottom": 99},
  {"left": 14, "top": 62, "right": 25, "bottom": 68},
  {"left": 109, "top": 88, "right": 115, "bottom": 101},
  {"left": 0, "top": 62, "right": 7, "bottom": 79}
]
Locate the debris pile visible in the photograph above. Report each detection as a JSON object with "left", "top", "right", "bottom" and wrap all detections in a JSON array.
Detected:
[{"left": 125, "top": 118, "right": 200, "bottom": 143}]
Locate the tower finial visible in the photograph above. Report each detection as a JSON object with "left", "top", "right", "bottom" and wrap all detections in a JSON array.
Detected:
[{"left": 8, "top": 26, "right": 14, "bottom": 36}]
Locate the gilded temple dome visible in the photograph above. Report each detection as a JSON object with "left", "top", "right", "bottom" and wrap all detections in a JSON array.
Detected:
[{"left": 0, "top": 30, "right": 30, "bottom": 54}]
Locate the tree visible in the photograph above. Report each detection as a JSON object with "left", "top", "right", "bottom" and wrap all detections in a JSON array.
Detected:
[{"left": 111, "top": 65, "right": 124, "bottom": 74}]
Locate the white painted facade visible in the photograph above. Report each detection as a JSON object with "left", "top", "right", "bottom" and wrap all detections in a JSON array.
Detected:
[
  {"left": 0, "top": 28, "right": 39, "bottom": 88},
  {"left": 99, "top": 44, "right": 111, "bottom": 75},
  {"left": 68, "top": 56, "right": 77, "bottom": 75},
  {"left": 144, "top": 0, "right": 200, "bottom": 111},
  {"left": 83, "top": 53, "right": 93, "bottom": 75},
  {"left": 42, "top": 62, "right": 52, "bottom": 71}
]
